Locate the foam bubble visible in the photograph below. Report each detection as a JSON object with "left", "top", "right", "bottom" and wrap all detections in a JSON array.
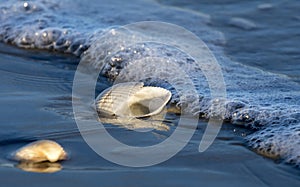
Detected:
[
  {"left": 247, "top": 121, "right": 300, "bottom": 167},
  {"left": 0, "top": 0, "right": 89, "bottom": 56}
]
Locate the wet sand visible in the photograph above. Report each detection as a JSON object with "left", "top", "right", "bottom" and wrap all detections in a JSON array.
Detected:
[
  {"left": 1, "top": 133, "right": 300, "bottom": 187},
  {"left": 0, "top": 42, "right": 299, "bottom": 186}
]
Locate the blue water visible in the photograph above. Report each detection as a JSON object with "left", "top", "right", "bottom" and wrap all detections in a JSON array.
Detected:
[
  {"left": 158, "top": 0, "right": 300, "bottom": 83},
  {"left": 0, "top": 0, "right": 300, "bottom": 186}
]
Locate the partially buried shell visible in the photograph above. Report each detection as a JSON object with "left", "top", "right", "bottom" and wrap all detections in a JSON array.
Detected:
[
  {"left": 96, "top": 82, "right": 172, "bottom": 118},
  {"left": 14, "top": 140, "right": 67, "bottom": 163}
]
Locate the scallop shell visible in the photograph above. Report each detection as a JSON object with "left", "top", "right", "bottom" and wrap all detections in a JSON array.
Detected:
[
  {"left": 14, "top": 140, "right": 67, "bottom": 163},
  {"left": 96, "top": 82, "right": 171, "bottom": 118}
]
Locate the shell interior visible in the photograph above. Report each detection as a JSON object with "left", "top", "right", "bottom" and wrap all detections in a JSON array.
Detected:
[{"left": 96, "top": 82, "right": 171, "bottom": 118}]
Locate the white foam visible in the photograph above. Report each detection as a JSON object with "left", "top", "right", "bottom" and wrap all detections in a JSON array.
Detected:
[
  {"left": 257, "top": 4, "right": 274, "bottom": 11},
  {"left": 1, "top": 0, "right": 300, "bottom": 167},
  {"left": 229, "top": 17, "right": 257, "bottom": 30}
]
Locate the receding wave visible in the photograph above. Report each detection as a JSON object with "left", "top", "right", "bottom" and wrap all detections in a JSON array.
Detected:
[{"left": 1, "top": 0, "right": 299, "bottom": 167}]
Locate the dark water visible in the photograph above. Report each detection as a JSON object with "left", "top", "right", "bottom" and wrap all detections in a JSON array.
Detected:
[
  {"left": 0, "top": 0, "right": 300, "bottom": 186},
  {"left": 158, "top": 0, "right": 300, "bottom": 84}
]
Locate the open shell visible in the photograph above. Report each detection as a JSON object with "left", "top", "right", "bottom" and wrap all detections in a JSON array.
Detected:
[
  {"left": 96, "top": 82, "right": 171, "bottom": 118},
  {"left": 14, "top": 140, "right": 67, "bottom": 163}
]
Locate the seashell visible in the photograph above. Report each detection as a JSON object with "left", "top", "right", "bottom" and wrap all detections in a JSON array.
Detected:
[
  {"left": 14, "top": 140, "right": 67, "bottom": 163},
  {"left": 96, "top": 82, "right": 171, "bottom": 118}
]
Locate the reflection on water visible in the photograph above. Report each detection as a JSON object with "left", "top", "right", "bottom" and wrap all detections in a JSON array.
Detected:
[
  {"left": 17, "top": 162, "right": 62, "bottom": 173},
  {"left": 98, "top": 116, "right": 171, "bottom": 132}
]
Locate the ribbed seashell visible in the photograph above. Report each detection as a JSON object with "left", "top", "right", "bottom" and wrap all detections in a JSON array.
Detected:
[
  {"left": 14, "top": 140, "right": 67, "bottom": 163},
  {"left": 96, "top": 82, "right": 172, "bottom": 118}
]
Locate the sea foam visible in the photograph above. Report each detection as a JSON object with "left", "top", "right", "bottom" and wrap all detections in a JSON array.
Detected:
[{"left": 1, "top": 0, "right": 299, "bottom": 167}]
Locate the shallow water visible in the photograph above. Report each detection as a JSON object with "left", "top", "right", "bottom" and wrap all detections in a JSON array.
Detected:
[
  {"left": 0, "top": 44, "right": 299, "bottom": 184},
  {"left": 0, "top": 0, "right": 300, "bottom": 186}
]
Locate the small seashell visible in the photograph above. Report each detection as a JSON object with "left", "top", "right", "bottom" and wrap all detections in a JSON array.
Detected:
[
  {"left": 96, "top": 82, "right": 172, "bottom": 118},
  {"left": 14, "top": 140, "right": 67, "bottom": 163}
]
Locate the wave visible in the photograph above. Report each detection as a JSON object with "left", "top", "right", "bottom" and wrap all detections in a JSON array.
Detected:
[{"left": 1, "top": 0, "right": 299, "bottom": 167}]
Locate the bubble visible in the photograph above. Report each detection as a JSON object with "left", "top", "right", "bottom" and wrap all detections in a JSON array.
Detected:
[{"left": 247, "top": 122, "right": 300, "bottom": 166}]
